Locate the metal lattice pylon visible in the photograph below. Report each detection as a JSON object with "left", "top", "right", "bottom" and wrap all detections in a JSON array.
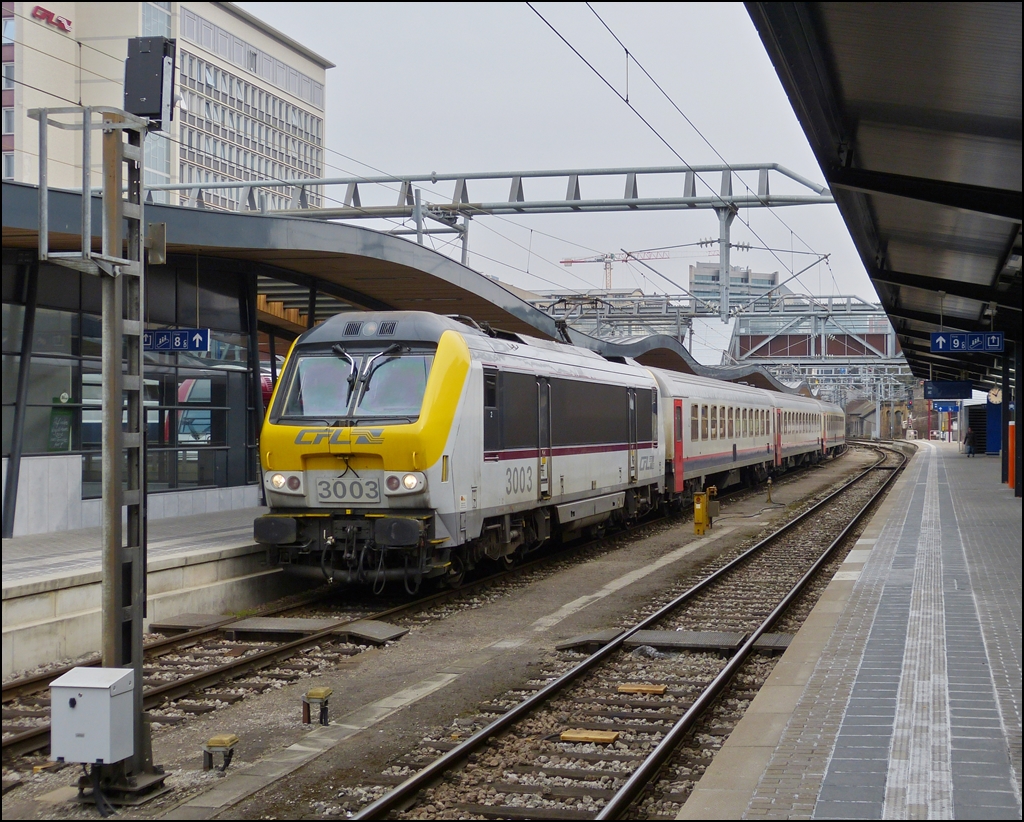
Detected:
[{"left": 29, "top": 106, "right": 152, "bottom": 779}]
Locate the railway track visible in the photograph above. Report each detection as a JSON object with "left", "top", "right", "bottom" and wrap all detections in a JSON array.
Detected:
[
  {"left": 0, "top": 450, "right": 859, "bottom": 766},
  {"left": 350, "top": 445, "right": 905, "bottom": 820},
  {"left": 1, "top": 520, "right": 670, "bottom": 761}
]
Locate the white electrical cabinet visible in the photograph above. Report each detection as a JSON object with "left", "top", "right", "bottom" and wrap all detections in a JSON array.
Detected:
[{"left": 50, "top": 667, "right": 134, "bottom": 765}]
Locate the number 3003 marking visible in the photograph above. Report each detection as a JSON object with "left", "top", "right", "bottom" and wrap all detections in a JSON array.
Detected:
[{"left": 505, "top": 466, "right": 533, "bottom": 494}]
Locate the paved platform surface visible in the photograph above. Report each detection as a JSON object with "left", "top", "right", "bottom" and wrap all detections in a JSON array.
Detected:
[
  {"left": 681, "top": 440, "right": 1022, "bottom": 819},
  {"left": 1, "top": 506, "right": 263, "bottom": 586}
]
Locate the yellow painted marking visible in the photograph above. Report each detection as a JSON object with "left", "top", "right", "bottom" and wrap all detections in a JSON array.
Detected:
[
  {"left": 560, "top": 729, "right": 619, "bottom": 744},
  {"left": 306, "top": 687, "right": 333, "bottom": 700},
  {"left": 206, "top": 733, "right": 239, "bottom": 748},
  {"left": 617, "top": 684, "right": 667, "bottom": 695}
]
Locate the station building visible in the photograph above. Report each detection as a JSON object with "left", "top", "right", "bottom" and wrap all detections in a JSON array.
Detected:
[
  {"left": 0, "top": 1, "right": 336, "bottom": 538},
  {"left": 0, "top": 3, "right": 821, "bottom": 540}
]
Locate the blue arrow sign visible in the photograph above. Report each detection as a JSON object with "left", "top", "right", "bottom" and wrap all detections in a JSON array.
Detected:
[
  {"left": 144, "top": 328, "right": 210, "bottom": 352},
  {"left": 931, "top": 332, "right": 1003, "bottom": 353},
  {"left": 931, "top": 332, "right": 969, "bottom": 353},
  {"left": 931, "top": 401, "right": 960, "bottom": 413}
]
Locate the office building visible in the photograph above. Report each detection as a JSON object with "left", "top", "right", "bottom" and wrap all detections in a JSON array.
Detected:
[{"left": 2, "top": 2, "right": 331, "bottom": 209}]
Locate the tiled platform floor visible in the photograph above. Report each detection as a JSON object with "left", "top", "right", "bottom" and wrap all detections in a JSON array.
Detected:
[
  {"left": 1, "top": 507, "right": 263, "bottom": 585},
  {"left": 681, "top": 441, "right": 1021, "bottom": 819}
]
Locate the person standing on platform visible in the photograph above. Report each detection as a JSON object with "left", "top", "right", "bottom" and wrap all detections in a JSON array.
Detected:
[{"left": 964, "top": 427, "right": 974, "bottom": 457}]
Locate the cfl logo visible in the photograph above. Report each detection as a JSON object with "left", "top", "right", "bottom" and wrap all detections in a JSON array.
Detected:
[{"left": 32, "top": 6, "right": 73, "bottom": 33}]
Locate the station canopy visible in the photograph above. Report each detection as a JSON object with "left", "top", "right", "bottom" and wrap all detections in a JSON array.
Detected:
[
  {"left": 2, "top": 181, "right": 802, "bottom": 393},
  {"left": 747, "top": 2, "right": 1022, "bottom": 388}
]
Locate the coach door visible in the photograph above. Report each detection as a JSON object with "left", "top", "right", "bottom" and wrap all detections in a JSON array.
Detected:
[
  {"left": 628, "top": 389, "right": 639, "bottom": 483},
  {"left": 673, "top": 399, "right": 684, "bottom": 493},
  {"left": 537, "top": 378, "right": 551, "bottom": 499},
  {"left": 774, "top": 408, "right": 783, "bottom": 467}
]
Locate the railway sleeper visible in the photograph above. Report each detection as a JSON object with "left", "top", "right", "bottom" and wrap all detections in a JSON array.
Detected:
[
  {"left": 491, "top": 783, "right": 619, "bottom": 800},
  {"left": 454, "top": 803, "right": 596, "bottom": 820}
]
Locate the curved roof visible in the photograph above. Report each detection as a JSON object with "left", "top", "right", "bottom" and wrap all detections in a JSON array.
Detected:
[
  {"left": 1, "top": 181, "right": 564, "bottom": 340},
  {"left": 566, "top": 330, "right": 803, "bottom": 394}
]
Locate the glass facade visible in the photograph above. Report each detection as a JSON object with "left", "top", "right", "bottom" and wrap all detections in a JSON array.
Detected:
[{"left": 1, "top": 251, "right": 260, "bottom": 498}]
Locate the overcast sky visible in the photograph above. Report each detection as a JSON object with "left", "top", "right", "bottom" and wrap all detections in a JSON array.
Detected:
[{"left": 237, "top": 2, "right": 879, "bottom": 360}]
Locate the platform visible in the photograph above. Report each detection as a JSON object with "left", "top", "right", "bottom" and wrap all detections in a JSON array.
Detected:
[
  {"left": 680, "top": 440, "right": 1022, "bottom": 819},
  {"left": 1, "top": 507, "right": 262, "bottom": 585},
  {"left": 1, "top": 507, "right": 307, "bottom": 679}
]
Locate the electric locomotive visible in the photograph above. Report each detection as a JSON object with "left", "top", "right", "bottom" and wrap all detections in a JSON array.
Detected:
[{"left": 255, "top": 312, "right": 664, "bottom": 591}]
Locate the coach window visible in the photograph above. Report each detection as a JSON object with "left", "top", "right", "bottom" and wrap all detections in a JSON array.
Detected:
[
  {"left": 710, "top": 405, "right": 717, "bottom": 439},
  {"left": 701, "top": 404, "right": 708, "bottom": 439},
  {"left": 742, "top": 408, "right": 747, "bottom": 437},
  {"left": 727, "top": 407, "right": 734, "bottom": 438},
  {"left": 691, "top": 403, "right": 698, "bottom": 441}
]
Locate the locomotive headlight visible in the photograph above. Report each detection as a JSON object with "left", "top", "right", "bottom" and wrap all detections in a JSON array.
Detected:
[
  {"left": 384, "top": 472, "right": 425, "bottom": 495},
  {"left": 267, "top": 472, "right": 302, "bottom": 494}
]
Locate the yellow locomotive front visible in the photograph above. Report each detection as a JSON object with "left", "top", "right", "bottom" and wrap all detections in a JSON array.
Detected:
[{"left": 254, "top": 313, "right": 469, "bottom": 592}]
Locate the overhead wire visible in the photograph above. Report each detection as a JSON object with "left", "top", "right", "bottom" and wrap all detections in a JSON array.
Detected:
[
  {"left": 318, "top": 150, "right": 602, "bottom": 290},
  {"left": 321, "top": 145, "right": 606, "bottom": 267},
  {"left": 584, "top": 2, "right": 826, "bottom": 267},
  {"left": 318, "top": 147, "right": 602, "bottom": 289},
  {"left": 531, "top": 2, "right": 836, "bottom": 315},
  {"left": 534, "top": 1, "right": 831, "bottom": 303}
]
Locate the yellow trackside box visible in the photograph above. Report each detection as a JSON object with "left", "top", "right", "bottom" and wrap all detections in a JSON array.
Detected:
[{"left": 694, "top": 491, "right": 708, "bottom": 535}]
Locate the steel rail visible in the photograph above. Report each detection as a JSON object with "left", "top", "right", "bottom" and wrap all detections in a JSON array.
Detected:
[
  {"left": 354, "top": 446, "right": 902, "bottom": 820},
  {"left": 2, "top": 454, "right": 849, "bottom": 761},
  {"left": 1, "top": 587, "right": 336, "bottom": 705}
]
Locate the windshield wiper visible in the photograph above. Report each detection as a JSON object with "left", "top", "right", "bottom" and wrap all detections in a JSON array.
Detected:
[
  {"left": 332, "top": 344, "right": 358, "bottom": 402},
  {"left": 360, "top": 343, "right": 405, "bottom": 390}
]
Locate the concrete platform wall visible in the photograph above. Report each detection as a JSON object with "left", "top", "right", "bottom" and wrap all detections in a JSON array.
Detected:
[
  {"left": 1, "top": 455, "right": 260, "bottom": 537},
  {"left": 2, "top": 545, "right": 305, "bottom": 678}
]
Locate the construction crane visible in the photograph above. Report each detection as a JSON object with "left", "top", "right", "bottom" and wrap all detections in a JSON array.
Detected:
[{"left": 560, "top": 251, "right": 670, "bottom": 290}]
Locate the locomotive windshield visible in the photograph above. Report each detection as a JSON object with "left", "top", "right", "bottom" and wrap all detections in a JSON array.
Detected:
[{"left": 273, "top": 349, "right": 434, "bottom": 425}]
